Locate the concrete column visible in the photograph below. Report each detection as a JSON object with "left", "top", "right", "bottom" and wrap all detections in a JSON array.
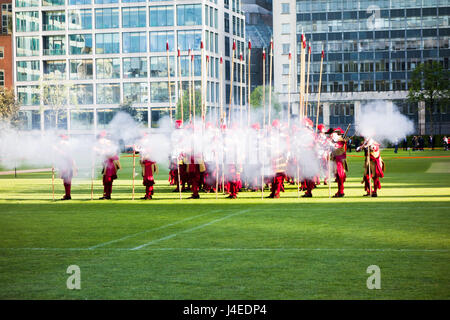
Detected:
[
  {"left": 323, "top": 102, "right": 330, "bottom": 128},
  {"left": 93, "top": 107, "right": 98, "bottom": 134},
  {"left": 354, "top": 100, "right": 361, "bottom": 123},
  {"left": 418, "top": 101, "right": 425, "bottom": 135}
]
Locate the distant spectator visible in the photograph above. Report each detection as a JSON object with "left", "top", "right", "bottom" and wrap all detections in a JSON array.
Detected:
[
  {"left": 412, "top": 136, "right": 417, "bottom": 151},
  {"left": 402, "top": 137, "right": 408, "bottom": 151},
  {"left": 418, "top": 136, "right": 425, "bottom": 151},
  {"left": 394, "top": 140, "right": 399, "bottom": 154},
  {"left": 444, "top": 136, "right": 448, "bottom": 151},
  {"left": 348, "top": 138, "right": 352, "bottom": 152},
  {"left": 428, "top": 135, "right": 434, "bottom": 150}
]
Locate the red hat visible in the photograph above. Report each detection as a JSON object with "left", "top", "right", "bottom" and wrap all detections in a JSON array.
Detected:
[
  {"left": 251, "top": 123, "right": 260, "bottom": 130},
  {"left": 334, "top": 127, "right": 344, "bottom": 135},
  {"left": 175, "top": 119, "right": 183, "bottom": 129},
  {"left": 97, "top": 130, "right": 107, "bottom": 139},
  {"left": 220, "top": 124, "right": 227, "bottom": 131},
  {"left": 272, "top": 119, "right": 280, "bottom": 128},
  {"left": 317, "top": 124, "right": 325, "bottom": 132},
  {"left": 302, "top": 117, "right": 313, "bottom": 127},
  {"left": 206, "top": 122, "right": 213, "bottom": 129},
  {"left": 59, "top": 134, "right": 69, "bottom": 140}
]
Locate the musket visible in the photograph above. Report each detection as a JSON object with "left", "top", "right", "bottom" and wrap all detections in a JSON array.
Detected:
[{"left": 343, "top": 123, "right": 352, "bottom": 140}]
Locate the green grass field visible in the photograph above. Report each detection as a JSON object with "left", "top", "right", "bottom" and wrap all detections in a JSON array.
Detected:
[{"left": 0, "top": 149, "right": 449, "bottom": 299}]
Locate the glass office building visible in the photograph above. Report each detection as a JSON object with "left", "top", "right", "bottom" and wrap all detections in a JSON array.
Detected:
[
  {"left": 274, "top": 0, "right": 449, "bottom": 135},
  {"left": 13, "top": 0, "right": 246, "bottom": 131}
]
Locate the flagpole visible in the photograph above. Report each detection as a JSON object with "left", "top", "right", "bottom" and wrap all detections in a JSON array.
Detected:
[
  {"left": 167, "top": 41, "right": 172, "bottom": 123},
  {"left": 299, "top": 33, "right": 306, "bottom": 122},
  {"left": 192, "top": 53, "right": 196, "bottom": 128},
  {"left": 315, "top": 48, "right": 325, "bottom": 132},
  {"left": 206, "top": 54, "right": 211, "bottom": 122}
]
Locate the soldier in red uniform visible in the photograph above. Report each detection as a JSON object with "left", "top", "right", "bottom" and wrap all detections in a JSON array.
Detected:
[
  {"left": 187, "top": 153, "right": 205, "bottom": 199},
  {"left": 140, "top": 156, "right": 158, "bottom": 200},
  {"left": 328, "top": 127, "right": 348, "bottom": 198},
  {"left": 268, "top": 120, "right": 287, "bottom": 198},
  {"left": 56, "top": 135, "right": 76, "bottom": 200},
  {"left": 357, "top": 138, "right": 385, "bottom": 197}
]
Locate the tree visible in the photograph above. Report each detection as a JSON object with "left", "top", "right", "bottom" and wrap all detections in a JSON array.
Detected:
[
  {"left": 119, "top": 99, "right": 144, "bottom": 123},
  {"left": 0, "top": 87, "right": 20, "bottom": 125},
  {"left": 39, "top": 73, "right": 75, "bottom": 130},
  {"left": 250, "top": 85, "right": 282, "bottom": 114},
  {"left": 408, "top": 61, "right": 450, "bottom": 133},
  {"left": 176, "top": 89, "right": 203, "bottom": 122}
]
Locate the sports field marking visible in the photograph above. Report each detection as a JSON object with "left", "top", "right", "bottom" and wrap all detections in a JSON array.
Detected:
[
  {"left": 426, "top": 162, "right": 450, "bottom": 174},
  {"left": 131, "top": 209, "right": 251, "bottom": 250},
  {"left": 0, "top": 247, "right": 447, "bottom": 253},
  {"left": 88, "top": 210, "right": 221, "bottom": 250}
]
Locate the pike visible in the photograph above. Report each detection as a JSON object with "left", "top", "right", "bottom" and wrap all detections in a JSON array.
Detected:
[
  {"left": 239, "top": 52, "right": 244, "bottom": 127},
  {"left": 206, "top": 54, "right": 211, "bottom": 122},
  {"left": 132, "top": 144, "right": 136, "bottom": 200},
  {"left": 315, "top": 47, "right": 325, "bottom": 132},
  {"left": 305, "top": 44, "right": 311, "bottom": 118},
  {"left": 228, "top": 40, "right": 236, "bottom": 125},
  {"left": 177, "top": 153, "right": 182, "bottom": 200},
  {"left": 177, "top": 48, "right": 184, "bottom": 122},
  {"left": 262, "top": 49, "right": 266, "bottom": 129},
  {"left": 192, "top": 53, "right": 196, "bottom": 127},
  {"left": 90, "top": 153, "right": 94, "bottom": 200},
  {"left": 247, "top": 41, "right": 251, "bottom": 126},
  {"left": 287, "top": 52, "right": 292, "bottom": 127},
  {"left": 189, "top": 49, "right": 193, "bottom": 123},
  {"left": 166, "top": 41, "right": 173, "bottom": 123},
  {"left": 201, "top": 40, "right": 205, "bottom": 124},
  {"left": 51, "top": 165, "right": 55, "bottom": 201},
  {"left": 268, "top": 38, "right": 273, "bottom": 126},
  {"left": 299, "top": 32, "right": 306, "bottom": 121},
  {"left": 219, "top": 56, "right": 224, "bottom": 124}
]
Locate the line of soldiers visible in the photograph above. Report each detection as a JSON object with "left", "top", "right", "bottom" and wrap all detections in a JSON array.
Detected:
[{"left": 54, "top": 119, "right": 385, "bottom": 200}]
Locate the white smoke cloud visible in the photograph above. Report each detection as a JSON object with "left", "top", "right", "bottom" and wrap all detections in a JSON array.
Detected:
[{"left": 355, "top": 101, "right": 415, "bottom": 144}]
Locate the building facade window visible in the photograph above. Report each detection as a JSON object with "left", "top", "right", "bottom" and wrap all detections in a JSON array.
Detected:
[
  {"left": 123, "top": 32, "right": 147, "bottom": 53},
  {"left": 69, "top": 59, "right": 93, "bottom": 80},
  {"left": 281, "top": 3, "right": 290, "bottom": 14},
  {"left": 69, "top": 0, "right": 91, "bottom": 4},
  {"left": 16, "top": 36, "right": 39, "bottom": 56},
  {"left": 149, "top": 5, "right": 173, "bottom": 27},
  {"left": 16, "top": 11, "right": 39, "bottom": 32},
  {"left": 0, "top": 70, "right": 4, "bottom": 87},
  {"left": 70, "top": 84, "right": 93, "bottom": 105},
  {"left": 177, "top": 30, "right": 202, "bottom": 51},
  {"left": 68, "top": 9, "right": 92, "bottom": 30},
  {"left": 17, "top": 61, "right": 40, "bottom": 81},
  {"left": 69, "top": 34, "right": 93, "bottom": 54},
  {"left": 17, "top": 85, "right": 39, "bottom": 105},
  {"left": 96, "top": 83, "right": 120, "bottom": 104},
  {"left": 177, "top": 4, "right": 202, "bottom": 26},
  {"left": 42, "top": 11, "right": 66, "bottom": 31},
  {"left": 42, "top": 0, "right": 65, "bottom": 6},
  {"left": 16, "top": 0, "right": 39, "bottom": 7},
  {"left": 95, "top": 8, "right": 119, "bottom": 29},
  {"left": 95, "top": 33, "right": 119, "bottom": 54},
  {"left": 123, "top": 82, "right": 148, "bottom": 103},
  {"left": 43, "top": 60, "right": 66, "bottom": 79},
  {"left": 123, "top": 57, "right": 147, "bottom": 79},
  {"left": 150, "top": 56, "right": 175, "bottom": 78},
  {"left": 122, "top": 7, "right": 146, "bottom": 28},
  {"left": 149, "top": 31, "right": 174, "bottom": 52},
  {"left": 43, "top": 35, "right": 66, "bottom": 55},
  {"left": 96, "top": 58, "right": 120, "bottom": 79}
]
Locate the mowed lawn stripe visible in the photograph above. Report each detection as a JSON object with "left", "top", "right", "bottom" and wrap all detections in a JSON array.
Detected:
[
  {"left": 131, "top": 209, "right": 251, "bottom": 250},
  {"left": 88, "top": 210, "right": 222, "bottom": 249}
]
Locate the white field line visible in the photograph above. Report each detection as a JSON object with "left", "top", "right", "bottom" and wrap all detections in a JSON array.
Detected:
[
  {"left": 131, "top": 209, "right": 251, "bottom": 250},
  {"left": 0, "top": 247, "right": 447, "bottom": 253},
  {"left": 241, "top": 206, "right": 450, "bottom": 211},
  {"left": 88, "top": 210, "right": 221, "bottom": 250}
]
